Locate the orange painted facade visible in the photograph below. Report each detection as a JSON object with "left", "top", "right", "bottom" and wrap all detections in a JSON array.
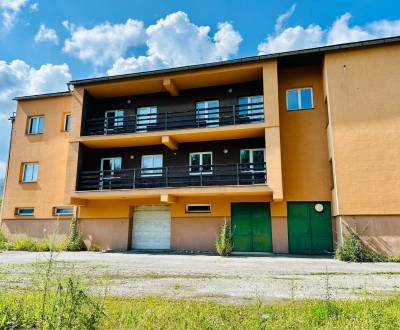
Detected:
[{"left": 1, "top": 39, "right": 400, "bottom": 254}]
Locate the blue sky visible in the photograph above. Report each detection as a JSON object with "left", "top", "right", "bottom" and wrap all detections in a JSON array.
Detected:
[{"left": 0, "top": 0, "right": 399, "bottom": 177}]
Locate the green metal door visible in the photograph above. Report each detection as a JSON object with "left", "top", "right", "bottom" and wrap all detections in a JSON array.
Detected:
[
  {"left": 231, "top": 203, "right": 272, "bottom": 252},
  {"left": 287, "top": 202, "right": 333, "bottom": 255},
  {"left": 231, "top": 203, "right": 252, "bottom": 252}
]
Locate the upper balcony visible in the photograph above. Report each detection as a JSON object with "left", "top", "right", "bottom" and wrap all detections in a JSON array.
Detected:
[
  {"left": 78, "top": 81, "right": 266, "bottom": 148},
  {"left": 83, "top": 101, "right": 264, "bottom": 136}
]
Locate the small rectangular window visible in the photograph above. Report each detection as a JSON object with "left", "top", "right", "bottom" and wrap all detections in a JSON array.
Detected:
[
  {"left": 28, "top": 116, "right": 44, "bottom": 134},
  {"left": 15, "top": 208, "right": 34, "bottom": 216},
  {"left": 63, "top": 113, "right": 71, "bottom": 131},
  {"left": 22, "top": 162, "right": 39, "bottom": 182},
  {"left": 54, "top": 207, "right": 74, "bottom": 216},
  {"left": 286, "top": 88, "right": 314, "bottom": 111},
  {"left": 186, "top": 204, "right": 211, "bottom": 213}
]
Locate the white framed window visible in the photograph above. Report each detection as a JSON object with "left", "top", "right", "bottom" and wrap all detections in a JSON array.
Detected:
[
  {"left": 136, "top": 106, "right": 157, "bottom": 132},
  {"left": 54, "top": 207, "right": 74, "bottom": 216},
  {"left": 28, "top": 116, "right": 44, "bottom": 134},
  {"left": 286, "top": 87, "right": 314, "bottom": 111},
  {"left": 196, "top": 100, "right": 219, "bottom": 126},
  {"left": 240, "top": 149, "right": 265, "bottom": 172},
  {"left": 22, "top": 162, "right": 39, "bottom": 183},
  {"left": 105, "top": 110, "right": 124, "bottom": 130},
  {"left": 141, "top": 154, "right": 163, "bottom": 176},
  {"left": 185, "top": 204, "right": 211, "bottom": 213},
  {"left": 15, "top": 207, "right": 34, "bottom": 216},
  {"left": 63, "top": 113, "right": 71, "bottom": 131},
  {"left": 189, "top": 152, "right": 212, "bottom": 175},
  {"left": 238, "top": 95, "right": 264, "bottom": 119}
]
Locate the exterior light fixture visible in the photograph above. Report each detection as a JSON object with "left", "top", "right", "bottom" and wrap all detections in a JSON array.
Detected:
[{"left": 223, "top": 149, "right": 228, "bottom": 154}]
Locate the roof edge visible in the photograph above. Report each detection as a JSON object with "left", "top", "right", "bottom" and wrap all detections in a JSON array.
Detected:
[
  {"left": 14, "top": 91, "right": 72, "bottom": 101},
  {"left": 70, "top": 36, "right": 400, "bottom": 86}
]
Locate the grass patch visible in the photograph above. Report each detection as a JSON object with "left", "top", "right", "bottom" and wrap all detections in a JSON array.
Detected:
[{"left": 1, "top": 292, "right": 400, "bottom": 329}]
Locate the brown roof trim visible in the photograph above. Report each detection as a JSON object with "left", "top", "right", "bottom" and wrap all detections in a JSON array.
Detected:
[
  {"left": 13, "top": 91, "right": 72, "bottom": 101},
  {"left": 70, "top": 36, "right": 400, "bottom": 86}
]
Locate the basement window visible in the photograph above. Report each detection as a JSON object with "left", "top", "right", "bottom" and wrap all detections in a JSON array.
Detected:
[
  {"left": 54, "top": 207, "right": 74, "bottom": 216},
  {"left": 15, "top": 208, "right": 34, "bottom": 216},
  {"left": 185, "top": 204, "right": 211, "bottom": 213}
]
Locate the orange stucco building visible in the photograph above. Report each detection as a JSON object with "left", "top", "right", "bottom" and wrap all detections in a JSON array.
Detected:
[{"left": 1, "top": 37, "right": 400, "bottom": 255}]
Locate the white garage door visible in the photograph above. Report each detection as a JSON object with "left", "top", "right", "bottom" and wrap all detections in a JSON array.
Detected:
[{"left": 132, "top": 205, "right": 171, "bottom": 250}]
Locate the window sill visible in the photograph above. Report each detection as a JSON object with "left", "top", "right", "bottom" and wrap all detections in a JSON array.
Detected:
[{"left": 286, "top": 107, "right": 315, "bottom": 112}]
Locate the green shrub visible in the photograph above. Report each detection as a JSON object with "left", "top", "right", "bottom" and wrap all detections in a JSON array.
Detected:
[
  {"left": 14, "top": 237, "right": 39, "bottom": 251},
  {"left": 389, "top": 255, "right": 400, "bottom": 263},
  {"left": 336, "top": 232, "right": 387, "bottom": 262},
  {"left": 0, "top": 228, "right": 8, "bottom": 250},
  {"left": 89, "top": 244, "right": 101, "bottom": 252},
  {"left": 66, "top": 218, "right": 86, "bottom": 251},
  {"left": 216, "top": 220, "right": 232, "bottom": 256}
]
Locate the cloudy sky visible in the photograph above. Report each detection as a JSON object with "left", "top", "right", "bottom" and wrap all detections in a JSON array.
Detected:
[{"left": 0, "top": 0, "right": 399, "bottom": 178}]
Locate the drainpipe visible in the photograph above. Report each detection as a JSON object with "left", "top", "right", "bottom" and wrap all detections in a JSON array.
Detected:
[{"left": 0, "top": 112, "right": 16, "bottom": 227}]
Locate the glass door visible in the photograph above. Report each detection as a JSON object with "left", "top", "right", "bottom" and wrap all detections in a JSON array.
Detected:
[
  {"left": 100, "top": 157, "right": 122, "bottom": 189},
  {"left": 238, "top": 95, "right": 263, "bottom": 122},
  {"left": 136, "top": 106, "right": 157, "bottom": 132},
  {"left": 104, "top": 110, "right": 124, "bottom": 132},
  {"left": 196, "top": 100, "right": 219, "bottom": 127}
]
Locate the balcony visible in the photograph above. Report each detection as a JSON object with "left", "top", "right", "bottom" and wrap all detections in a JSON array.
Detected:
[
  {"left": 83, "top": 102, "right": 264, "bottom": 136},
  {"left": 78, "top": 162, "right": 266, "bottom": 191}
]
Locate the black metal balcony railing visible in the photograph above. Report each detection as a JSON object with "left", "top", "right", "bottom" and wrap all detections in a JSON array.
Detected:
[
  {"left": 84, "top": 102, "right": 264, "bottom": 136},
  {"left": 78, "top": 163, "right": 266, "bottom": 191}
]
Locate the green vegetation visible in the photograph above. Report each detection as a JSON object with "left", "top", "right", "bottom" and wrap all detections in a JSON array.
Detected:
[
  {"left": 336, "top": 232, "right": 389, "bottom": 262},
  {"left": 0, "top": 258, "right": 104, "bottom": 329},
  {"left": 216, "top": 220, "right": 232, "bottom": 256},
  {"left": 66, "top": 217, "right": 86, "bottom": 251},
  {"left": 2, "top": 289, "right": 400, "bottom": 329},
  {"left": 0, "top": 219, "right": 85, "bottom": 252}
]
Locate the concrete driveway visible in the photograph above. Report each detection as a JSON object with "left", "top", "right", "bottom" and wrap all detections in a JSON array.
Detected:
[{"left": 1, "top": 251, "right": 400, "bottom": 303}]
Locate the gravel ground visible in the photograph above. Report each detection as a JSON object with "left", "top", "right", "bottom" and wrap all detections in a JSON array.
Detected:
[{"left": 1, "top": 251, "right": 400, "bottom": 303}]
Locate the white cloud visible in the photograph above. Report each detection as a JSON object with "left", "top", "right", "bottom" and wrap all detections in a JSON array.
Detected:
[
  {"left": 35, "top": 24, "right": 58, "bottom": 44},
  {"left": 63, "top": 19, "right": 145, "bottom": 66},
  {"left": 0, "top": 60, "right": 71, "bottom": 175},
  {"left": 275, "top": 4, "right": 296, "bottom": 32},
  {"left": 0, "top": 0, "right": 28, "bottom": 28},
  {"left": 29, "top": 2, "right": 38, "bottom": 12},
  {"left": 107, "top": 11, "right": 242, "bottom": 75},
  {"left": 258, "top": 9, "right": 400, "bottom": 54}
]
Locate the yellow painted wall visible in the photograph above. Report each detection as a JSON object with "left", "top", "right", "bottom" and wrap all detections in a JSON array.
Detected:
[
  {"left": 324, "top": 44, "right": 400, "bottom": 215},
  {"left": 1, "top": 95, "right": 73, "bottom": 219},
  {"left": 278, "top": 65, "right": 332, "bottom": 204}
]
